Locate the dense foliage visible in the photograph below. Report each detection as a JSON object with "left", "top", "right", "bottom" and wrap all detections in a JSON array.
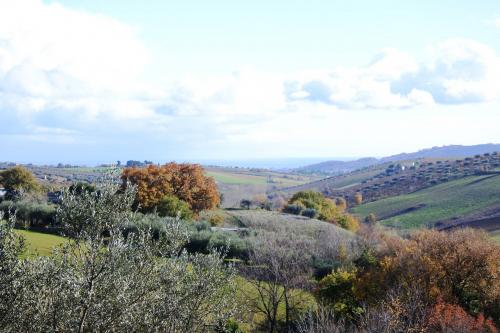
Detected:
[
  {"left": 121, "top": 163, "right": 220, "bottom": 214},
  {"left": 0, "top": 182, "right": 236, "bottom": 332},
  {"left": 0, "top": 166, "right": 41, "bottom": 199},
  {"left": 284, "top": 191, "right": 360, "bottom": 232}
]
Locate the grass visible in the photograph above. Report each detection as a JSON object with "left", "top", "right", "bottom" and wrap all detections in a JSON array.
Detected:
[
  {"left": 207, "top": 169, "right": 317, "bottom": 187},
  {"left": 351, "top": 175, "right": 500, "bottom": 229},
  {"left": 15, "top": 229, "right": 67, "bottom": 256},
  {"left": 207, "top": 171, "right": 267, "bottom": 185}
]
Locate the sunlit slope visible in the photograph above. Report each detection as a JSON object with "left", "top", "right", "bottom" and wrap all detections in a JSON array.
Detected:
[{"left": 352, "top": 174, "right": 500, "bottom": 229}]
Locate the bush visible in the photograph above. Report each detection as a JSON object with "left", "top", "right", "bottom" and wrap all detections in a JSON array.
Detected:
[
  {"left": 426, "top": 299, "right": 497, "bottom": 333},
  {"left": 353, "top": 193, "right": 363, "bottom": 205},
  {"left": 0, "top": 200, "right": 56, "bottom": 229},
  {"left": 208, "top": 213, "right": 225, "bottom": 226},
  {"left": 364, "top": 213, "right": 377, "bottom": 224},
  {"left": 156, "top": 195, "right": 193, "bottom": 220},
  {"left": 316, "top": 268, "right": 364, "bottom": 321},
  {"left": 302, "top": 208, "right": 318, "bottom": 219},
  {"left": 283, "top": 203, "right": 305, "bottom": 215},
  {"left": 336, "top": 215, "right": 360, "bottom": 232},
  {"left": 287, "top": 191, "right": 340, "bottom": 222}
]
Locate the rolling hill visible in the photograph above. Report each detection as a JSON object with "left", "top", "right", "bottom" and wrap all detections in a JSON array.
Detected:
[
  {"left": 351, "top": 174, "right": 500, "bottom": 231},
  {"left": 296, "top": 144, "right": 500, "bottom": 175}
]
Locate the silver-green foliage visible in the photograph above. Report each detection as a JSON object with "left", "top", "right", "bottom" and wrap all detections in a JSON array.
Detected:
[{"left": 0, "top": 182, "right": 237, "bottom": 332}]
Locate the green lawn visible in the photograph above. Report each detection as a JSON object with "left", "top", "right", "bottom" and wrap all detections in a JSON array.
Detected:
[
  {"left": 15, "top": 229, "right": 68, "bottom": 256},
  {"left": 352, "top": 175, "right": 500, "bottom": 229}
]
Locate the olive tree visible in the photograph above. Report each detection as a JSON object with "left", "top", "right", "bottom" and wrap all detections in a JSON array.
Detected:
[{"left": 0, "top": 181, "right": 237, "bottom": 332}]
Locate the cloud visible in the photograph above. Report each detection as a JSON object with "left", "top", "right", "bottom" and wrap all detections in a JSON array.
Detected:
[
  {"left": 0, "top": 0, "right": 499, "bottom": 162},
  {"left": 392, "top": 39, "right": 500, "bottom": 104},
  {"left": 286, "top": 41, "right": 500, "bottom": 109},
  {"left": 0, "top": 0, "right": 157, "bottom": 136}
]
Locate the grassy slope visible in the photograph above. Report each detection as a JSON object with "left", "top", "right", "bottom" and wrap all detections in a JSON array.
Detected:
[
  {"left": 15, "top": 229, "right": 67, "bottom": 256},
  {"left": 351, "top": 175, "right": 500, "bottom": 229}
]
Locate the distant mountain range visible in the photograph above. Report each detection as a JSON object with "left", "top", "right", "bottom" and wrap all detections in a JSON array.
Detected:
[{"left": 296, "top": 144, "right": 500, "bottom": 174}]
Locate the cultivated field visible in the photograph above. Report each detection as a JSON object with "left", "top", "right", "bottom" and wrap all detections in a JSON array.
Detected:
[{"left": 351, "top": 174, "right": 500, "bottom": 231}]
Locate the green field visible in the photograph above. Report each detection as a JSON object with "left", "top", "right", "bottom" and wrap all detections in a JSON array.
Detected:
[
  {"left": 15, "top": 229, "right": 67, "bottom": 256},
  {"left": 206, "top": 171, "right": 267, "bottom": 185},
  {"left": 352, "top": 175, "right": 500, "bottom": 229},
  {"left": 206, "top": 169, "right": 317, "bottom": 187}
]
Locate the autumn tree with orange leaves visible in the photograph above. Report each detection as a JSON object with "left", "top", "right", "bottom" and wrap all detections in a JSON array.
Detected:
[{"left": 121, "top": 163, "right": 220, "bottom": 214}]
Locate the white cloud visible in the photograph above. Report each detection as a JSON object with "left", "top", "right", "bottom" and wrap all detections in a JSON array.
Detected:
[
  {"left": 0, "top": 0, "right": 499, "bottom": 161},
  {"left": 0, "top": 0, "right": 159, "bottom": 134},
  {"left": 286, "top": 39, "right": 500, "bottom": 109}
]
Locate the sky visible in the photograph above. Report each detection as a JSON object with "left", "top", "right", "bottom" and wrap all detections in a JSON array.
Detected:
[{"left": 0, "top": 0, "right": 500, "bottom": 165}]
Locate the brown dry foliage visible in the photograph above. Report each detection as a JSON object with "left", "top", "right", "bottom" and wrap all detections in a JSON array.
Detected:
[
  {"left": 427, "top": 299, "right": 498, "bottom": 333},
  {"left": 121, "top": 163, "right": 220, "bottom": 213},
  {"left": 374, "top": 229, "right": 500, "bottom": 322}
]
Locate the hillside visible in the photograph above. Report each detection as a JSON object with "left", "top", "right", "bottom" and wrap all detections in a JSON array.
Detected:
[
  {"left": 296, "top": 144, "right": 500, "bottom": 174},
  {"left": 283, "top": 152, "right": 500, "bottom": 206},
  {"left": 351, "top": 174, "right": 500, "bottom": 231},
  {"left": 296, "top": 157, "right": 378, "bottom": 175}
]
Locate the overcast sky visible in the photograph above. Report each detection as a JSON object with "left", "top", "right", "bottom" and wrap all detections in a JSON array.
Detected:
[{"left": 1, "top": 0, "right": 500, "bottom": 164}]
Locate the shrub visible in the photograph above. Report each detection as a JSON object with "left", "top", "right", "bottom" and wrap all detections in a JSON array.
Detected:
[
  {"left": 353, "top": 193, "right": 363, "bottom": 205},
  {"left": 208, "top": 213, "right": 225, "bottom": 226},
  {"left": 336, "top": 215, "right": 360, "bottom": 232},
  {"left": 283, "top": 203, "right": 305, "bottom": 215},
  {"left": 316, "top": 268, "right": 364, "bottom": 321},
  {"left": 376, "top": 229, "right": 500, "bottom": 323},
  {"left": 156, "top": 195, "right": 193, "bottom": 220},
  {"left": 288, "top": 191, "right": 340, "bottom": 222},
  {"left": 302, "top": 208, "right": 318, "bottom": 219},
  {"left": 364, "top": 213, "right": 377, "bottom": 224},
  {"left": 0, "top": 200, "right": 56, "bottom": 229},
  {"left": 335, "top": 197, "right": 347, "bottom": 211},
  {"left": 426, "top": 299, "right": 498, "bottom": 333}
]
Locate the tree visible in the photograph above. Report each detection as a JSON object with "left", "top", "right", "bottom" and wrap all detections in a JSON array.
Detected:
[
  {"left": 0, "top": 181, "right": 237, "bottom": 331},
  {"left": 353, "top": 193, "right": 363, "bottom": 205},
  {"left": 0, "top": 166, "right": 41, "bottom": 198},
  {"left": 316, "top": 268, "right": 364, "bottom": 321},
  {"left": 121, "top": 163, "right": 220, "bottom": 214},
  {"left": 288, "top": 191, "right": 340, "bottom": 221},
  {"left": 373, "top": 229, "right": 500, "bottom": 324},
  {"left": 426, "top": 299, "right": 497, "bottom": 333},
  {"left": 336, "top": 214, "right": 360, "bottom": 232},
  {"left": 240, "top": 199, "right": 252, "bottom": 210},
  {"left": 241, "top": 233, "right": 312, "bottom": 333},
  {"left": 156, "top": 195, "right": 193, "bottom": 220},
  {"left": 364, "top": 213, "right": 377, "bottom": 224},
  {"left": 335, "top": 197, "right": 347, "bottom": 211},
  {"left": 68, "top": 182, "right": 96, "bottom": 195}
]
